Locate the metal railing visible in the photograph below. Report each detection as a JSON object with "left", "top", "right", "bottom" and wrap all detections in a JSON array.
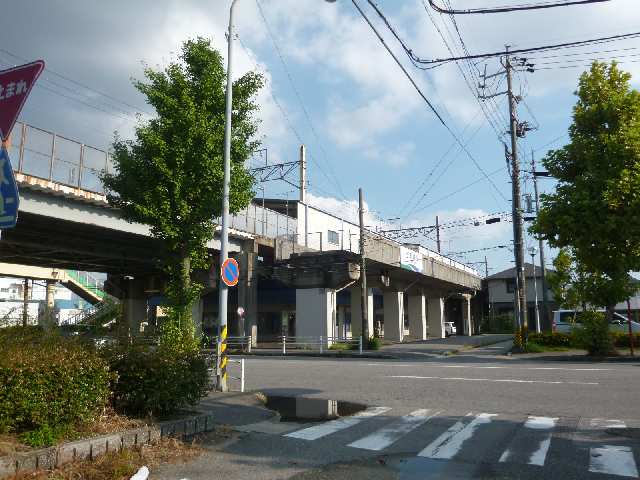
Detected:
[
  {"left": 8, "top": 122, "right": 112, "bottom": 193},
  {"left": 279, "top": 336, "right": 363, "bottom": 355},
  {"left": 209, "top": 335, "right": 252, "bottom": 353},
  {"left": 204, "top": 353, "right": 245, "bottom": 393}
]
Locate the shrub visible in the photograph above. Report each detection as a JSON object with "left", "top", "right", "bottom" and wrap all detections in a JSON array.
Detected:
[
  {"left": 611, "top": 332, "right": 640, "bottom": 349},
  {"left": 0, "top": 332, "right": 112, "bottom": 440},
  {"left": 367, "top": 337, "right": 381, "bottom": 350},
  {"left": 572, "top": 311, "right": 614, "bottom": 356},
  {"left": 105, "top": 345, "right": 209, "bottom": 417},
  {"left": 528, "top": 331, "right": 575, "bottom": 348}
]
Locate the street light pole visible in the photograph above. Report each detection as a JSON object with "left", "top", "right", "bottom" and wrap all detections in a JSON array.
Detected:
[
  {"left": 529, "top": 247, "right": 541, "bottom": 334},
  {"left": 217, "top": 0, "right": 240, "bottom": 392}
]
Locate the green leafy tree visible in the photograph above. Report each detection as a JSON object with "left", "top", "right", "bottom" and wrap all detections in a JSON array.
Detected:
[
  {"left": 532, "top": 62, "right": 640, "bottom": 317},
  {"left": 547, "top": 248, "right": 582, "bottom": 312},
  {"left": 103, "top": 38, "right": 263, "bottom": 346}
]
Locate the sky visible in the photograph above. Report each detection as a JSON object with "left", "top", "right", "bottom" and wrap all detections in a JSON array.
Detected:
[{"left": 2, "top": 0, "right": 640, "bottom": 275}]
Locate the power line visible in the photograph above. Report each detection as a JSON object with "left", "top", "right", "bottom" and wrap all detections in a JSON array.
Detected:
[
  {"left": 352, "top": 0, "right": 507, "bottom": 203},
  {"left": 0, "top": 47, "right": 153, "bottom": 117},
  {"left": 254, "top": 0, "right": 347, "bottom": 201},
  {"left": 445, "top": 244, "right": 511, "bottom": 256},
  {"left": 408, "top": 31, "right": 640, "bottom": 66},
  {"left": 426, "top": 0, "right": 610, "bottom": 15},
  {"left": 412, "top": 166, "right": 505, "bottom": 213}
]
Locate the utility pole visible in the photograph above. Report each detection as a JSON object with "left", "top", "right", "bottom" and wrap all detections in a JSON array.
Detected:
[
  {"left": 505, "top": 50, "right": 529, "bottom": 338},
  {"left": 217, "top": 0, "right": 241, "bottom": 393},
  {"left": 531, "top": 151, "right": 550, "bottom": 330},
  {"left": 435, "top": 215, "right": 441, "bottom": 253},
  {"left": 358, "top": 188, "right": 369, "bottom": 342},
  {"left": 484, "top": 255, "right": 489, "bottom": 278}
]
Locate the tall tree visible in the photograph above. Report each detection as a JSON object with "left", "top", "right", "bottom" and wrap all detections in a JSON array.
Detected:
[
  {"left": 532, "top": 62, "right": 640, "bottom": 316},
  {"left": 103, "top": 38, "right": 263, "bottom": 343}
]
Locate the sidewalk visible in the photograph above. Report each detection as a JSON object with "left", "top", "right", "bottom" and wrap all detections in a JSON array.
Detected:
[{"left": 379, "top": 334, "right": 514, "bottom": 358}]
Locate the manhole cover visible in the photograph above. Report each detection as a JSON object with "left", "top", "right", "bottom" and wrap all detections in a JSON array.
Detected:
[{"left": 263, "top": 396, "right": 367, "bottom": 422}]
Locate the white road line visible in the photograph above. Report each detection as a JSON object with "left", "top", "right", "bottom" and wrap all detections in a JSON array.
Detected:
[
  {"left": 589, "top": 446, "right": 639, "bottom": 477},
  {"left": 366, "top": 363, "right": 611, "bottom": 372},
  {"left": 591, "top": 418, "right": 627, "bottom": 429},
  {"left": 284, "top": 406, "right": 391, "bottom": 441},
  {"left": 500, "top": 416, "right": 557, "bottom": 465},
  {"left": 386, "top": 375, "right": 598, "bottom": 385},
  {"left": 418, "top": 413, "right": 497, "bottom": 459},
  {"left": 348, "top": 409, "right": 438, "bottom": 451}
]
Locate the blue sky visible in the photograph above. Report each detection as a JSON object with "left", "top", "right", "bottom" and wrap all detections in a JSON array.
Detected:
[{"left": 3, "top": 0, "right": 640, "bottom": 274}]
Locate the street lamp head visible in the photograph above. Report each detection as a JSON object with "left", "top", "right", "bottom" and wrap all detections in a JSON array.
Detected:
[
  {"left": 325, "top": 0, "right": 337, "bottom": 2},
  {"left": 528, "top": 246, "right": 538, "bottom": 256}
]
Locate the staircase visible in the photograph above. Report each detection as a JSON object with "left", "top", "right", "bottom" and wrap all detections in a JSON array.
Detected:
[
  {"left": 63, "top": 270, "right": 107, "bottom": 304},
  {"left": 61, "top": 300, "right": 120, "bottom": 327}
]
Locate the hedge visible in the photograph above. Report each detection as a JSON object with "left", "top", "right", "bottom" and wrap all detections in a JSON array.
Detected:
[
  {"left": 528, "top": 331, "right": 575, "bottom": 347},
  {"left": 105, "top": 344, "right": 209, "bottom": 417},
  {"left": 0, "top": 329, "right": 112, "bottom": 437}
]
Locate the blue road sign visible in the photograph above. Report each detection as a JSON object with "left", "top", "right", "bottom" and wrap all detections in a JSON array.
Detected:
[
  {"left": 0, "top": 147, "right": 19, "bottom": 229},
  {"left": 221, "top": 258, "right": 240, "bottom": 287}
]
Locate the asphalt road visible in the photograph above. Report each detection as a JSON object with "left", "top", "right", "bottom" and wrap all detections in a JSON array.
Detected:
[{"left": 155, "top": 346, "right": 640, "bottom": 480}]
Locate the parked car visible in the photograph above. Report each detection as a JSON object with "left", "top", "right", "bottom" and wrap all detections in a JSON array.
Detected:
[
  {"left": 444, "top": 321, "right": 457, "bottom": 337},
  {"left": 552, "top": 309, "right": 640, "bottom": 333}
]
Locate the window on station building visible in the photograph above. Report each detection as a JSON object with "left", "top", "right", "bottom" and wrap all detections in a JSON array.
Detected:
[
  {"left": 506, "top": 279, "right": 516, "bottom": 293},
  {"left": 327, "top": 230, "right": 339, "bottom": 245}
]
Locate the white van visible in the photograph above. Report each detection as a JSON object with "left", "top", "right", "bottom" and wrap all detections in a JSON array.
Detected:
[{"left": 552, "top": 309, "right": 640, "bottom": 333}]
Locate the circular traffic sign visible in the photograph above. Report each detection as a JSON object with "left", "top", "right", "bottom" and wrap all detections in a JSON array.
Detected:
[{"left": 221, "top": 258, "right": 240, "bottom": 287}]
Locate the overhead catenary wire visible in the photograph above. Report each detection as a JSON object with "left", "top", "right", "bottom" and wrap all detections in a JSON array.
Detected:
[
  {"left": 426, "top": 0, "right": 610, "bottom": 15},
  {"left": 351, "top": 0, "right": 507, "bottom": 203},
  {"left": 254, "top": 0, "right": 347, "bottom": 202}
]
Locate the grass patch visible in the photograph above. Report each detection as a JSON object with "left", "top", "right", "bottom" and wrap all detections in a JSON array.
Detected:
[{"left": 6, "top": 437, "right": 203, "bottom": 480}]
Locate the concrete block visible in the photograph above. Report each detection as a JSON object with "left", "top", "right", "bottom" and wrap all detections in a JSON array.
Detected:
[
  {"left": 35, "top": 448, "right": 57, "bottom": 470},
  {"left": 57, "top": 442, "right": 76, "bottom": 466},
  {"left": 121, "top": 430, "right": 139, "bottom": 449},
  {"left": 72, "top": 440, "right": 92, "bottom": 461},
  {"left": 149, "top": 426, "right": 161, "bottom": 444},
  {"left": 90, "top": 439, "right": 107, "bottom": 460},
  {"left": 185, "top": 419, "right": 196, "bottom": 436},
  {"left": 104, "top": 434, "right": 123, "bottom": 454},
  {"left": 0, "top": 456, "right": 16, "bottom": 477},
  {"left": 15, "top": 452, "right": 37, "bottom": 472},
  {"left": 205, "top": 414, "right": 215, "bottom": 431}
]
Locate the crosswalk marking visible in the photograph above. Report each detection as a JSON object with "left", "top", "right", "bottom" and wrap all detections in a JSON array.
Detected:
[
  {"left": 284, "top": 406, "right": 391, "bottom": 441},
  {"left": 348, "top": 409, "right": 438, "bottom": 451},
  {"left": 278, "top": 407, "right": 639, "bottom": 476},
  {"left": 499, "top": 416, "right": 557, "bottom": 466},
  {"left": 417, "top": 413, "right": 497, "bottom": 460},
  {"left": 589, "top": 445, "right": 639, "bottom": 478}
]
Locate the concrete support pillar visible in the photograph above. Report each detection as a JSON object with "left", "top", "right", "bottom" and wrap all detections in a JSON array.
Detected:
[
  {"left": 123, "top": 277, "right": 147, "bottom": 337},
  {"left": 238, "top": 241, "right": 258, "bottom": 346},
  {"left": 427, "top": 297, "right": 446, "bottom": 339},
  {"left": 408, "top": 292, "right": 427, "bottom": 340},
  {"left": 337, "top": 306, "right": 346, "bottom": 340},
  {"left": 383, "top": 291, "right": 404, "bottom": 342},
  {"left": 43, "top": 280, "right": 56, "bottom": 327},
  {"left": 350, "top": 286, "right": 374, "bottom": 339},
  {"left": 295, "top": 288, "right": 335, "bottom": 343},
  {"left": 462, "top": 294, "right": 472, "bottom": 336}
]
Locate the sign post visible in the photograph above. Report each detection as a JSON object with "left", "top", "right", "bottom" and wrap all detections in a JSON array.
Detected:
[
  {"left": 218, "top": 257, "right": 240, "bottom": 391},
  {"left": 0, "top": 60, "right": 45, "bottom": 231}
]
